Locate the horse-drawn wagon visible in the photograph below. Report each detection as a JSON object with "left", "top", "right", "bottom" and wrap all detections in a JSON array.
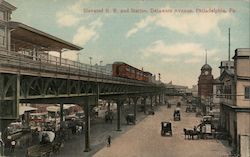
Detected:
[
  {"left": 125, "top": 114, "right": 135, "bottom": 125},
  {"left": 173, "top": 109, "right": 181, "bottom": 121},
  {"left": 104, "top": 111, "right": 114, "bottom": 123},
  {"left": 185, "top": 105, "right": 196, "bottom": 112},
  {"left": 26, "top": 131, "right": 62, "bottom": 157},
  {"left": 161, "top": 122, "right": 172, "bottom": 136}
]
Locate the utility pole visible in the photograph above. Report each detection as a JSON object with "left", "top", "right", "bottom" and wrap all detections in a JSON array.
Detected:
[{"left": 228, "top": 28, "right": 231, "bottom": 61}]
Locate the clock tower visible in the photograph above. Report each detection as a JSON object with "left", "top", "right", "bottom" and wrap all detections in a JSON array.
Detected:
[{"left": 198, "top": 53, "right": 214, "bottom": 98}]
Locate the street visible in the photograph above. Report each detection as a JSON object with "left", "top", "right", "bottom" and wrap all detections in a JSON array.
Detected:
[{"left": 93, "top": 104, "right": 231, "bottom": 157}]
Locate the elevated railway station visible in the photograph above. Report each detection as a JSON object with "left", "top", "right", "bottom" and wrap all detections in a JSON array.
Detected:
[{"left": 0, "top": 1, "right": 170, "bottom": 154}]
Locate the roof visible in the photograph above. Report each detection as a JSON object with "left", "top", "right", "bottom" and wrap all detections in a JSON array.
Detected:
[
  {"left": 201, "top": 64, "right": 212, "bottom": 70},
  {"left": 233, "top": 48, "right": 250, "bottom": 59},
  {"left": 213, "top": 77, "right": 221, "bottom": 84},
  {"left": 1, "top": 1, "right": 16, "bottom": 11},
  {"left": 8, "top": 21, "right": 83, "bottom": 52},
  {"left": 219, "top": 69, "right": 234, "bottom": 81},
  {"left": 19, "top": 106, "right": 37, "bottom": 115}
]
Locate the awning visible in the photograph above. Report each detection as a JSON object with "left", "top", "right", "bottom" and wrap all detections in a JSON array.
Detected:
[
  {"left": 8, "top": 21, "right": 83, "bottom": 52},
  {"left": 47, "top": 106, "right": 60, "bottom": 112},
  {"left": 19, "top": 106, "right": 37, "bottom": 115},
  {"left": 47, "top": 104, "right": 75, "bottom": 112}
]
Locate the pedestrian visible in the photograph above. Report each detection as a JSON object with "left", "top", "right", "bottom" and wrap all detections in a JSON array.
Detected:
[
  {"left": 107, "top": 135, "right": 111, "bottom": 147},
  {"left": 11, "top": 140, "right": 16, "bottom": 152},
  {"left": 193, "top": 126, "right": 197, "bottom": 132}
]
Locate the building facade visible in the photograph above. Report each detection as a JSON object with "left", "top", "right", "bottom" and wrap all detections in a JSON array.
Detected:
[
  {"left": 198, "top": 59, "right": 214, "bottom": 114},
  {"left": 198, "top": 63, "right": 214, "bottom": 98},
  {"left": 220, "top": 48, "right": 250, "bottom": 155}
]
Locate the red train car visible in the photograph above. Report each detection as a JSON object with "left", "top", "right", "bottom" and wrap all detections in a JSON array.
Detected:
[{"left": 112, "top": 62, "right": 152, "bottom": 82}]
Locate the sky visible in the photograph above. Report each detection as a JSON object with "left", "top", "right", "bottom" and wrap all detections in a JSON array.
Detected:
[{"left": 7, "top": 0, "right": 250, "bottom": 87}]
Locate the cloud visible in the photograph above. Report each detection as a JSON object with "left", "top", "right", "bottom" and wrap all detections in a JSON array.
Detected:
[
  {"left": 142, "top": 40, "right": 217, "bottom": 64},
  {"left": 162, "top": 58, "right": 179, "bottom": 63},
  {"left": 56, "top": 0, "right": 90, "bottom": 27},
  {"left": 126, "top": 16, "right": 156, "bottom": 37},
  {"left": 127, "top": 6, "right": 233, "bottom": 37},
  {"left": 56, "top": 12, "right": 80, "bottom": 27},
  {"left": 73, "top": 26, "right": 97, "bottom": 45},
  {"left": 184, "top": 58, "right": 202, "bottom": 64},
  {"left": 72, "top": 18, "right": 103, "bottom": 46}
]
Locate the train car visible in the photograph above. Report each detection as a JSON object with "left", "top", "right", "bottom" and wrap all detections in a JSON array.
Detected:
[
  {"left": 143, "top": 71, "right": 153, "bottom": 82},
  {"left": 112, "top": 62, "right": 152, "bottom": 82}
]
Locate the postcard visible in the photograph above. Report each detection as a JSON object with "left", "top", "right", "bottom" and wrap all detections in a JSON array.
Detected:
[{"left": 0, "top": 0, "right": 249, "bottom": 157}]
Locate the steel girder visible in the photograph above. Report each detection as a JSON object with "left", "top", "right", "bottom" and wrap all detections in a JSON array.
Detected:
[{"left": 0, "top": 73, "right": 163, "bottom": 102}]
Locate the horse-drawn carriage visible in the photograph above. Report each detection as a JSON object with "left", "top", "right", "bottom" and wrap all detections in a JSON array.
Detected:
[
  {"left": 148, "top": 110, "right": 155, "bottom": 115},
  {"left": 105, "top": 111, "right": 114, "bottom": 123},
  {"left": 26, "top": 131, "right": 62, "bottom": 157},
  {"left": 125, "top": 114, "right": 135, "bottom": 125},
  {"left": 177, "top": 102, "right": 181, "bottom": 107},
  {"left": 185, "top": 105, "right": 196, "bottom": 112},
  {"left": 161, "top": 122, "right": 172, "bottom": 136},
  {"left": 173, "top": 109, "right": 181, "bottom": 121},
  {"left": 167, "top": 103, "right": 171, "bottom": 108}
]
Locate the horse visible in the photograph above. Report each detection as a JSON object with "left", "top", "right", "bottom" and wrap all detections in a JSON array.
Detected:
[
  {"left": 184, "top": 128, "right": 200, "bottom": 140},
  {"left": 183, "top": 128, "right": 193, "bottom": 139}
]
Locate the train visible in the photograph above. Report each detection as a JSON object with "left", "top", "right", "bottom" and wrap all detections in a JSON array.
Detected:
[{"left": 112, "top": 62, "right": 153, "bottom": 82}]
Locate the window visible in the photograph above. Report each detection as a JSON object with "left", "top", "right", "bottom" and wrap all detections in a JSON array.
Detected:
[
  {"left": 0, "top": 25, "right": 6, "bottom": 46},
  {"left": 224, "top": 85, "right": 232, "bottom": 99},
  {"left": 245, "top": 87, "right": 250, "bottom": 99}
]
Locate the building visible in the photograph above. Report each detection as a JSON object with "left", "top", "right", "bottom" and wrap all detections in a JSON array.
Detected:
[
  {"left": 198, "top": 55, "right": 214, "bottom": 113},
  {"left": 220, "top": 48, "right": 250, "bottom": 155},
  {"left": 198, "top": 62, "right": 214, "bottom": 98},
  {"left": 0, "top": 1, "right": 16, "bottom": 51},
  {"left": 191, "top": 85, "right": 198, "bottom": 97}
]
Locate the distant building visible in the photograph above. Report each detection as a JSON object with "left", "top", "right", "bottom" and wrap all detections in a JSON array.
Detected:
[
  {"left": 198, "top": 62, "right": 214, "bottom": 98},
  {"left": 220, "top": 48, "right": 250, "bottom": 155},
  {"left": 212, "top": 60, "right": 234, "bottom": 116},
  {"left": 191, "top": 85, "right": 198, "bottom": 97},
  {"left": 219, "top": 60, "right": 234, "bottom": 74},
  {"left": 197, "top": 55, "right": 214, "bottom": 113}
]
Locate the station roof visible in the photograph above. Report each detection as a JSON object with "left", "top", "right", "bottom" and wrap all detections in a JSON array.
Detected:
[
  {"left": 8, "top": 21, "right": 83, "bottom": 52},
  {"left": 0, "top": 1, "right": 17, "bottom": 11}
]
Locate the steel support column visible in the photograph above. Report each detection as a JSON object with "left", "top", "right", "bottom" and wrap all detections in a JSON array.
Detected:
[
  {"left": 107, "top": 100, "right": 111, "bottom": 112},
  {"left": 150, "top": 96, "right": 153, "bottom": 110},
  {"left": 60, "top": 103, "right": 64, "bottom": 128},
  {"left": 83, "top": 96, "right": 95, "bottom": 152},
  {"left": 132, "top": 97, "right": 138, "bottom": 121},
  {"left": 116, "top": 99, "right": 124, "bottom": 131},
  {"left": 143, "top": 97, "right": 147, "bottom": 114},
  {"left": 128, "top": 98, "right": 131, "bottom": 106},
  {"left": 154, "top": 95, "right": 157, "bottom": 106}
]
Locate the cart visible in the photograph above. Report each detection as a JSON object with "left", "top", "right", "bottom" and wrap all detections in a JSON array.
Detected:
[
  {"left": 161, "top": 122, "right": 172, "bottom": 136},
  {"left": 173, "top": 110, "right": 181, "bottom": 121},
  {"left": 126, "top": 114, "right": 135, "bottom": 125}
]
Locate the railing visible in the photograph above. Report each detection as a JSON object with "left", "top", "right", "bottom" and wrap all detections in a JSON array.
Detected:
[{"left": 0, "top": 49, "right": 151, "bottom": 85}]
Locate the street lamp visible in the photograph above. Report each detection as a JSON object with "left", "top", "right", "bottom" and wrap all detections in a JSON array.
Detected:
[
  {"left": 89, "top": 57, "right": 92, "bottom": 65},
  {"left": 99, "top": 60, "right": 103, "bottom": 74}
]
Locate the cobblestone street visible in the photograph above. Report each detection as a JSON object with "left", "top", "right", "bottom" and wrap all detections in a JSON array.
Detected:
[{"left": 93, "top": 105, "right": 231, "bottom": 157}]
